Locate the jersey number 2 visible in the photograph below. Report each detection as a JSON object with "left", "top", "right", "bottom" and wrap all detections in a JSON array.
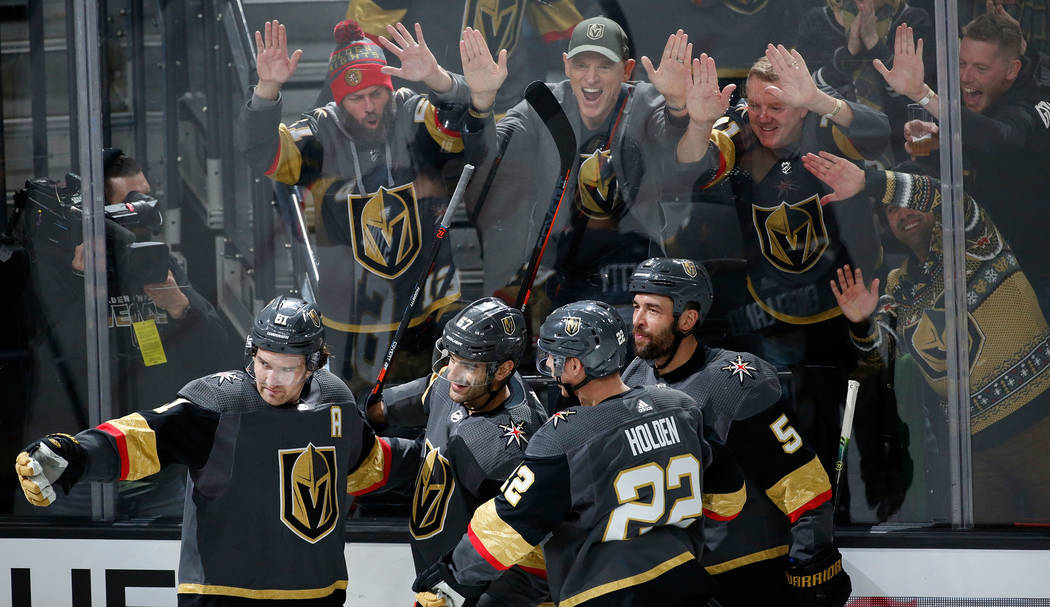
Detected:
[{"left": 602, "top": 455, "right": 702, "bottom": 542}]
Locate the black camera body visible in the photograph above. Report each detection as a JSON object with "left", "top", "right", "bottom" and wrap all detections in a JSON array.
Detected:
[{"left": 14, "top": 173, "right": 170, "bottom": 291}]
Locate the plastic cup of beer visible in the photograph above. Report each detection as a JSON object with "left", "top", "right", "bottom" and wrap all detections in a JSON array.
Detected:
[{"left": 906, "top": 103, "right": 936, "bottom": 157}]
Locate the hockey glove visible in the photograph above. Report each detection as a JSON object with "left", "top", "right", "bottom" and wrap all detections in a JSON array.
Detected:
[
  {"left": 785, "top": 546, "right": 852, "bottom": 607},
  {"left": 14, "top": 433, "right": 86, "bottom": 507},
  {"left": 412, "top": 560, "right": 484, "bottom": 607}
]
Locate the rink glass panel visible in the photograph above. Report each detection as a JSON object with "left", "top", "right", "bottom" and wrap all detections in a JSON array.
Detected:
[{"left": 0, "top": 0, "right": 1046, "bottom": 543}]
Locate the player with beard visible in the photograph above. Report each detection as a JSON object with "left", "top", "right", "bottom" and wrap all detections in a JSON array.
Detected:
[
  {"left": 350, "top": 297, "right": 550, "bottom": 605},
  {"left": 622, "top": 257, "right": 849, "bottom": 607},
  {"left": 239, "top": 19, "right": 507, "bottom": 392},
  {"left": 411, "top": 299, "right": 747, "bottom": 607}
]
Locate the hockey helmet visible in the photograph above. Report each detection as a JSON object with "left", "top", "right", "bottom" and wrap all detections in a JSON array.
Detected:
[
  {"left": 536, "top": 300, "right": 628, "bottom": 380},
  {"left": 629, "top": 257, "right": 713, "bottom": 328},
  {"left": 434, "top": 297, "right": 527, "bottom": 384},
  {"left": 247, "top": 296, "right": 326, "bottom": 371}
]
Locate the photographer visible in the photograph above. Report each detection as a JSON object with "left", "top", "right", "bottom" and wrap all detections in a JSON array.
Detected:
[{"left": 17, "top": 151, "right": 237, "bottom": 519}]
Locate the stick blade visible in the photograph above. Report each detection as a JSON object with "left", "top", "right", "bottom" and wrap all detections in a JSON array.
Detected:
[{"left": 524, "top": 80, "right": 576, "bottom": 175}]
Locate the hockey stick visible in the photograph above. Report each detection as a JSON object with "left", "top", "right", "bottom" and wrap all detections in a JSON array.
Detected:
[
  {"left": 832, "top": 379, "right": 861, "bottom": 514},
  {"left": 363, "top": 164, "right": 475, "bottom": 409},
  {"left": 514, "top": 81, "right": 577, "bottom": 311},
  {"left": 467, "top": 125, "right": 513, "bottom": 229}
]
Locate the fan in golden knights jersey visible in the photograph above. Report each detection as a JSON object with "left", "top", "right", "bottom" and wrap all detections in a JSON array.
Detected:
[
  {"left": 412, "top": 300, "right": 747, "bottom": 607},
  {"left": 816, "top": 153, "right": 1050, "bottom": 524},
  {"left": 677, "top": 45, "right": 888, "bottom": 477},
  {"left": 623, "top": 257, "right": 850, "bottom": 607},
  {"left": 14, "top": 296, "right": 387, "bottom": 606},
  {"left": 238, "top": 19, "right": 505, "bottom": 391},
  {"left": 465, "top": 17, "right": 736, "bottom": 314},
  {"left": 346, "top": 0, "right": 582, "bottom": 114},
  {"left": 349, "top": 298, "right": 550, "bottom": 605}
]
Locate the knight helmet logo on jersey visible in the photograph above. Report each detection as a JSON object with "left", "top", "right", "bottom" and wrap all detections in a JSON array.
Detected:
[
  {"left": 564, "top": 316, "right": 581, "bottom": 336},
  {"left": 348, "top": 183, "right": 423, "bottom": 280},
  {"left": 279, "top": 443, "right": 340, "bottom": 543},
  {"left": 751, "top": 194, "right": 830, "bottom": 274},
  {"left": 463, "top": 0, "right": 526, "bottom": 56},
  {"left": 412, "top": 440, "right": 456, "bottom": 540}
]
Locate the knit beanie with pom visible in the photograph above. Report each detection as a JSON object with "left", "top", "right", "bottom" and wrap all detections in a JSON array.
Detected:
[{"left": 327, "top": 19, "right": 392, "bottom": 104}]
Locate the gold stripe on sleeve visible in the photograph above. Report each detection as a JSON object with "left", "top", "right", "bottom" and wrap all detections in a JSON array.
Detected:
[
  {"left": 470, "top": 499, "right": 535, "bottom": 568},
  {"left": 702, "top": 484, "right": 747, "bottom": 521},
  {"left": 107, "top": 413, "right": 161, "bottom": 481},
  {"left": 764, "top": 455, "right": 832, "bottom": 517},
  {"left": 267, "top": 124, "right": 304, "bottom": 185}
]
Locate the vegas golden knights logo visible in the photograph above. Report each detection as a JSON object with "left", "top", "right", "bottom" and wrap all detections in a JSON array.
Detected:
[
  {"left": 412, "top": 440, "right": 455, "bottom": 539},
  {"left": 564, "top": 317, "right": 581, "bottom": 336},
  {"left": 578, "top": 148, "right": 621, "bottom": 219},
  {"left": 723, "top": 0, "right": 770, "bottom": 15},
  {"left": 905, "top": 304, "right": 986, "bottom": 381},
  {"left": 463, "top": 0, "right": 525, "bottom": 56},
  {"left": 681, "top": 260, "right": 698, "bottom": 278},
  {"left": 502, "top": 316, "right": 516, "bottom": 335},
  {"left": 279, "top": 444, "right": 339, "bottom": 543},
  {"left": 752, "top": 195, "right": 830, "bottom": 274},
  {"left": 348, "top": 183, "right": 422, "bottom": 279}
]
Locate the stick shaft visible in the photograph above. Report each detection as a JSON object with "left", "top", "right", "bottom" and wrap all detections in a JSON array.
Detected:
[
  {"left": 365, "top": 164, "right": 475, "bottom": 405},
  {"left": 833, "top": 379, "right": 861, "bottom": 512}
]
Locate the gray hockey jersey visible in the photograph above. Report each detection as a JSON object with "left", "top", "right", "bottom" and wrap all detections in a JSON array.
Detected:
[
  {"left": 447, "top": 385, "right": 746, "bottom": 606},
  {"left": 623, "top": 346, "right": 834, "bottom": 570},
  {"left": 73, "top": 368, "right": 372, "bottom": 602}
]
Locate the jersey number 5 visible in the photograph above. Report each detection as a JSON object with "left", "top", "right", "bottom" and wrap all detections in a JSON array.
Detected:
[
  {"left": 770, "top": 413, "right": 802, "bottom": 454},
  {"left": 602, "top": 455, "right": 702, "bottom": 542}
]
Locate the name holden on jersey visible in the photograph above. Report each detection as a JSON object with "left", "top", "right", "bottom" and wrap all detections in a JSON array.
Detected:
[{"left": 624, "top": 415, "right": 681, "bottom": 457}]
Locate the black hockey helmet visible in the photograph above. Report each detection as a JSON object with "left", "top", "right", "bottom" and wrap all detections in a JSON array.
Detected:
[
  {"left": 629, "top": 257, "right": 713, "bottom": 328},
  {"left": 536, "top": 300, "right": 628, "bottom": 382},
  {"left": 436, "top": 297, "right": 527, "bottom": 368},
  {"left": 247, "top": 296, "right": 326, "bottom": 371}
]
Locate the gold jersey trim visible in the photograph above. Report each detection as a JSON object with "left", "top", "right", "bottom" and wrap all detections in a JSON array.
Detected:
[
  {"left": 702, "top": 484, "right": 747, "bottom": 521},
  {"left": 705, "top": 544, "right": 790, "bottom": 574},
  {"left": 102, "top": 413, "right": 160, "bottom": 481},
  {"left": 347, "top": 437, "right": 389, "bottom": 495},
  {"left": 469, "top": 499, "right": 534, "bottom": 568},
  {"left": 267, "top": 123, "right": 304, "bottom": 185},
  {"left": 746, "top": 276, "right": 843, "bottom": 325},
  {"left": 764, "top": 455, "right": 832, "bottom": 517},
  {"left": 177, "top": 580, "right": 348, "bottom": 599},
  {"left": 559, "top": 551, "right": 694, "bottom": 607},
  {"left": 423, "top": 102, "right": 465, "bottom": 153},
  {"left": 321, "top": 291, "right": 461, "bottom": 333}
]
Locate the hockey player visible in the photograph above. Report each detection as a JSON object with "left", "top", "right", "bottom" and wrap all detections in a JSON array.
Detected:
[
  {"left": 352, "top": 297, "right": 550, "bottom": 604},
  {"left": 15, "top": 296, "right": 379, "bottom": 606},
  {"left": 239, "top": 19, "right": 506, "bottom": 391},
  {"left": 622, "top": 257, "right": 851, "bottom": 607},
  {"left": 412, "top": 299, "right": 746, "bottom": 607}
]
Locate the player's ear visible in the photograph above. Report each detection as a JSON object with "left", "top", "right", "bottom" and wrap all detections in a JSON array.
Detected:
[
  {"left": 494, "top": 360, "right": 515, "bottom": 382},
  {"left": 678, "top": 309, "right": 699, "bottom": 334}
]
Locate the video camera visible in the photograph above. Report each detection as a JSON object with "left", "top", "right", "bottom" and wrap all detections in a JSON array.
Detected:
[{"left": 14, "top": 173, "right": 170, "bottom": 291}]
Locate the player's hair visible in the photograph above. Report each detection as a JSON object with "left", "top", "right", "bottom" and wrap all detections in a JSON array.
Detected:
[{"left": 962, "top": 12, "right": 1024, "bottom": 61}]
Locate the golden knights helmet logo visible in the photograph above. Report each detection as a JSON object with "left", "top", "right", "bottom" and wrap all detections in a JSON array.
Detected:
[
  {"left": 348, "top": 183, "right": 423, "bottom": 279},
  {"left": 279, "top": 443, "right": 339, "bottom": 544},
  {"left": 411, "top": 440, "right": 456, "bottom": 540},
  {"left": 564, "top": 316, "right": 582, "bottom": 336},
  {"left": 905, "top": 303, "right": 986, "bottom": 382},
  {"left": 751, "top": 195, "right": 830, "bottom": 274},
  {"left": 462, "top": 0, "right": 526, "bottom": 56}
]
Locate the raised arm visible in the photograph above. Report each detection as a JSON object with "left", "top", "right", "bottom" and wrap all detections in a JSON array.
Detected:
[
  {"left": 378, "top": 22, "right": 453, "bottom": 93},
  {"left": 253, "top": 20, "right": 303, "bottom": 101},
  {"left": 459, "top": 26, "right": 509, "bottom": 114}
]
